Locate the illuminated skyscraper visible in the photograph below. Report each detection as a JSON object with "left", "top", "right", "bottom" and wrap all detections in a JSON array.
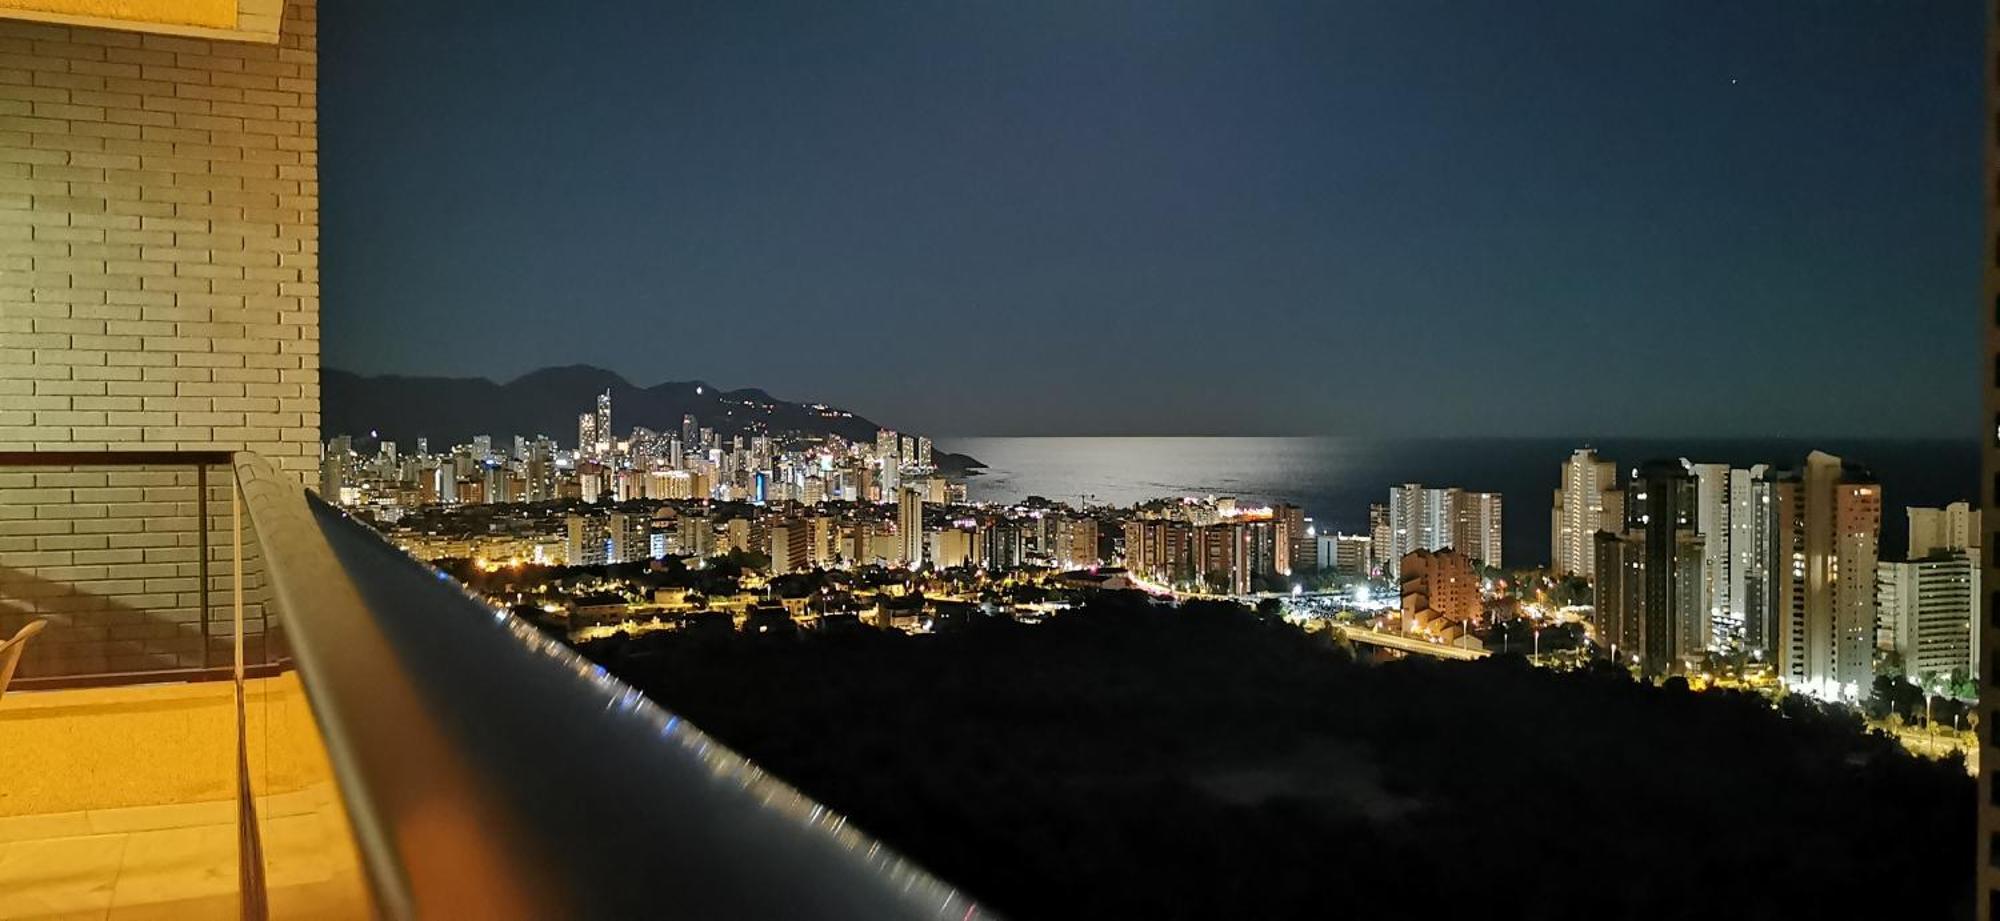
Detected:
[
  {"left": 897, "top": 486, "right": 925, "bottom": 568},
  {"left": 1387, "top": 484, "right": 1445, "bottom": 577},
  {"left": 1770, "top": 452, "right": 1880, "bottom": 700},
  {"left": 1551, "top": 448, "right": 1623, "bottom": 578},
  {"left": 1876, "top": 554, "right": 1976, "bottom": 683},
  {"left": 1368, "top": 503, "right": 1391, "bottom": 575},
  {"left": 1387, "top": 484, "right": 1501, "bottom": 577},
  {"left": 878, "top": 430, "right": 901, "bottom": 494},
  {"left": 595, "top": 390, "right": 613, "bottom": 459},
  {"left": 1687, "top": 461, "right": 1771, "bottom": 652},
  {"left": 1273, "top": 504, "right": 1312, "bottom": 575},
  {"left": 1452, "top": 491, "right": 1502, "bottom": 569}
]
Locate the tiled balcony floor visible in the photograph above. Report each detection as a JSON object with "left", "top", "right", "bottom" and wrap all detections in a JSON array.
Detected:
[{"left": 0, "top": 678, "right": 370, "bottom": 920}]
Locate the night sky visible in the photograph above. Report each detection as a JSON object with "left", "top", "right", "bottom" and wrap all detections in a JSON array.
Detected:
[{"left": 320, "top": 1, "right": 1981, "bottom": 438}]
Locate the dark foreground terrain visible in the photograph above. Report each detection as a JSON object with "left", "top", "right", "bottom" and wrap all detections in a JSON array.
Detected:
[{"left": 577, "top": 595, "right": 1970, "bottom": 920}]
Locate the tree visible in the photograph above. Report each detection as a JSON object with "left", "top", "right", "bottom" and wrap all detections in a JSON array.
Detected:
[
  {"left": 1865, "top": 674, "right": 1900, "bottom": 721},
  {"left": 1947, "top": 668, "right": 1977, "bottom": 702}
]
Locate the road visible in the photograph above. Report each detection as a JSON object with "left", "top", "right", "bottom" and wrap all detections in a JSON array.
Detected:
[{"left": 1329, "top": 623, "right": 1489, "bottom": 661}]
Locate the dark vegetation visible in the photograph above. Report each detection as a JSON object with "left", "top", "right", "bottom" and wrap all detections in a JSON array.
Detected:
[{"left": 577, "top": 592, "right": 1970, "bottom": 920}]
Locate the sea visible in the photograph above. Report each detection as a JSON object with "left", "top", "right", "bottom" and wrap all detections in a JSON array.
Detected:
[{"left": 937, "top": 437, "right": 1979, "bottom": 568}]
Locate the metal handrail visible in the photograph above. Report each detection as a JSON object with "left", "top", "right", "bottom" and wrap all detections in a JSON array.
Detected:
[{"left": 231, "top": 451, "right": 985, "bottom": 919}]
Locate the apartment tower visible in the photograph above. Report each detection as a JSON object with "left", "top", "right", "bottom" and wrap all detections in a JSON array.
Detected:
[
  {"left": 1980, "top": 4, "right": 2000, "bottom": 908},
  {"left": 1551, "top": 448, "right": 1624, "bottom": 578}
]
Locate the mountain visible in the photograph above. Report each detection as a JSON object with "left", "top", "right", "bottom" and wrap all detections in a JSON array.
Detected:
[{"left": 322, "top": 366, "right": 982, "bottom": 474}]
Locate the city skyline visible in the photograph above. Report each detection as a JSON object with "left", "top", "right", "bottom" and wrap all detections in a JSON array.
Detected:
[
  {"left": 0, "top": 2, "right": 1983, "bottom": 917},
  {"left": 321, "top": 0, "right": 1981, "bottom": 439}
]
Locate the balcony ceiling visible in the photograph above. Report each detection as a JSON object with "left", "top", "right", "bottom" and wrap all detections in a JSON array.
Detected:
[{"left": 0, "top": 0, "right": 285, "bottom": 43}]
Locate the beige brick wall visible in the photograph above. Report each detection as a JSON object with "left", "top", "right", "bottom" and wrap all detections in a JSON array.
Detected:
[
  {"left": 0, "top": 1, "right": 315, "bottom": 680},
  {"left": 0, "top": 0, "right": 317, "bottom": 470}
]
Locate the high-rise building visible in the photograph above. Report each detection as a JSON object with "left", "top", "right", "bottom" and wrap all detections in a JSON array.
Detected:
[
  {"left": 569, "top": 512, "right": 650, "bottom": 566},
  {"left": 978, "top": 519, "right": 1025, "bottom": 572},
  {"left": 808, "top": 517, "right": 837, "bottom": 569},
  {"left": 1592, "top": 531, "right": 1645, "bottom": 664},
  {"left": 1388, "top": 483, "right": 1446, "bottom": 574},
  {"left": 1740, "top": 469, "right": 1781, "bottom": 655},
  {"left": 1770, "top": 452, "right": 1881, "bottom": 701},
  {"left": 878, "top": 430, "right": 902, "bottom": 494},
  {"left": 577, "top": 412, "right": 598, "bottom": 462},
  {"left": 610, "top": 511, "right": 648, "bottom": 563},
  {"left": 1964, "top": 11, "right": 1995, "bottom": 904},
  {"left": 1065, "top": 517, "right": 1100, "bottom": 569},
  {"left": 1273, "top": 504, "right": 1313, "bottom": 575},
  {"left": 897, "top": 486, "right": 925, "bottom": 568},
  {"left": 1909, "top": 502, "right": 1982, "bottom": 559},
  {"left": 770, "top": 522, "right": 813, "bottom": 573},
  {"left": 1122, "top": 521, "right": 1148, "bottom": 574},
  {"left": 1551, "top": 448, "right": 1624, "bottom": 578},
  {"left": 594, "top": 390, "right": 613, "bottom": 460},
  {"left": 679, "top": 514, "right": 715, "bottom": 559},
  {"left": 1368, "top": 503, "right": 1391, "bottom": 576},
  {"left": 1386, "top": 484, "right": 1501, "bottom": 576},
  {"left": 1877, "top": 555, "right": 1977, "bottom": 683},
  {"left": 724, "top": 518, "right": 752, "bottom": 554},
  {"left": 320, "top": 436, "right": 353, "bottom": 500},
  {"left": 1678, "top": 461, "right": 1775, "bottom": 653},
  {"left": 1453, "top": 491, "right": 1502, "bottom": 569},
  {"left": 1195, "top": 522, "right": 1253, "bottom": 595},
  {"left": 1688, "top": 462, "right": 1732, "bottom": 646},
  {"left": 1626, "top": 460, "right": 1707, "bottom": 677},
  {"left": 567, "top": 515, "right": 606, "bottom": 566},
  {"left": 930, "top": 528, "right": 976, "bottom": 569},
  {"left": 1124, "top": 519, "right": 1194, "bottom": 586}
]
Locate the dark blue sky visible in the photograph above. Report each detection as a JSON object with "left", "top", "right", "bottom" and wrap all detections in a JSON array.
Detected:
[{"left": 321, "top": 1, "right": 1982, "bottom": 438}]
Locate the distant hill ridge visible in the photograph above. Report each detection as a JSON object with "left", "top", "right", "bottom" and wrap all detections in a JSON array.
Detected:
[{"left": 323, "top": 366, "right": 981, "bottom": 473}]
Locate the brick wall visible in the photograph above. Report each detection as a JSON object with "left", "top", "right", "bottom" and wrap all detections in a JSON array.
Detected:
[{"left": 0, "top": 1, "right": 317, "bottom": 680}]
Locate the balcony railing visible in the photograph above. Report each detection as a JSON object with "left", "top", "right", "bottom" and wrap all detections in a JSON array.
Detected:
[
  {"left": 0, "top": 449, "right": 277, "bottom": 687},
  {"left": 0, "top": 451, "right": 984, "bottom": 920}
]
